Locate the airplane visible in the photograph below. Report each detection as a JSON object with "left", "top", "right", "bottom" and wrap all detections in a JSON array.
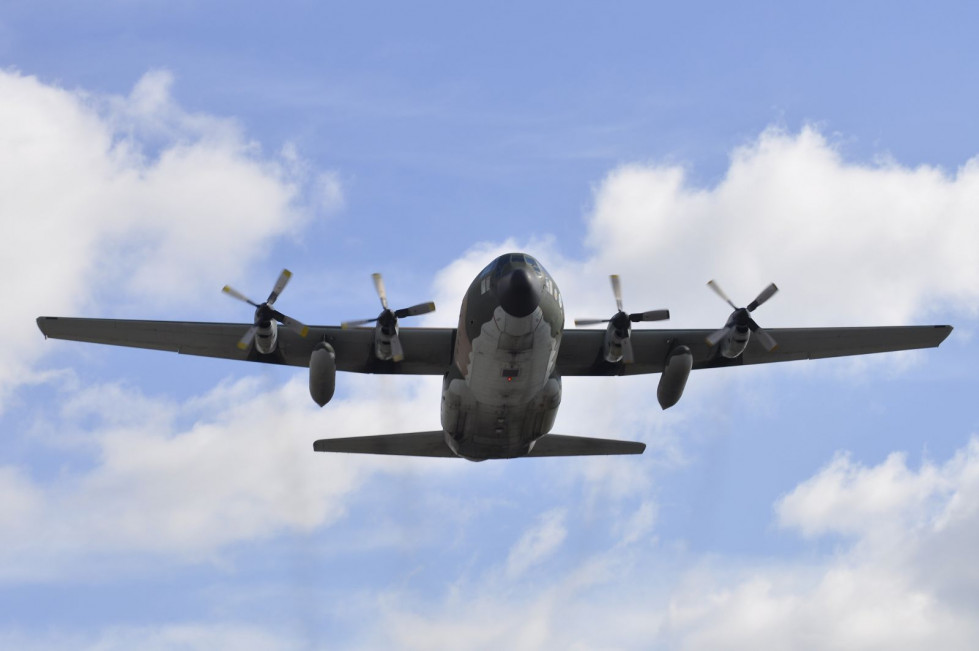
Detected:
[{"left": 36, "top": 252, "right": 953, "bottom": 461}]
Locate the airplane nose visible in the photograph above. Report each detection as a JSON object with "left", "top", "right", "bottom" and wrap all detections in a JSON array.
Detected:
[{"left": 497, "top": 267, "right": 541, "bottom": 317}]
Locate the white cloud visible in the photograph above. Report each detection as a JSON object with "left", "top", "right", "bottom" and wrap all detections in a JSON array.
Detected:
[
  {"left": 775, "top": 449, "right": 951, "bottom": 540},
  {"left": 0, "top": 373, "right": 457, "bottom": 580},
  {"left": 105, "top": 69, "right": 242, "bottom": 145},
  {"left": 505, "top": 508, "right": 568, "bottom": 579},
  {"left": 0, "top": 68, "right": 327, "bottom": 411},
  {"left": 661, "top": 439, "right": 979, "bottom": 651},
  {"left": 366, "top": 437, "right": 979, "bottom": 650},
  {"left": 582, "top": 126, "right": 979, "bottom": 329}
]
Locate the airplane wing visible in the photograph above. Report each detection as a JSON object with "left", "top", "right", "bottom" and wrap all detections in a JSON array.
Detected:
[
  {"left": 35, "top": 317, "right": 455, "bottom": 375},
  {"left": 557, "top": 325, "right": 954, "bottom": 376},
  {"left": 37, "top": 318, "right": 953, "bottom": 377}
]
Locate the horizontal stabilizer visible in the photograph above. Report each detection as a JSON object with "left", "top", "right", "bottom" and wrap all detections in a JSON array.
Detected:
[
  {"left": 313, "top": 431, "right": 456, "bottom": 457},
  {"left": 313, "top": 432, "right": 646, "bottom": 459},
  {"left": 527, "top": 434, "right": 645, "bottom": 457}
]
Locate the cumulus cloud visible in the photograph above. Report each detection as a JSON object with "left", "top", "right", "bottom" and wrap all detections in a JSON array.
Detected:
[
  {"left": 0, "top": 377, "right": 349, "bottom": 578},
  {"left": 775, "top": 437, "right": 979, "bottom": 610},
  {"left": 364, "top": 437, "right": 979, "bottom": 651},
  {"left": 581, "top": 126, "right": 978, "bottom": 328},
  {"left": 775, "top": 449, "right": 952, "bottom": 539},
  {"left": 660, "top": 439, "right": 979, "bottom": 651},
  {"left": 0, "top": 69, "right": 328, "bottom": 410},
  {"left": 0, "top": 371, "right": 461, "bottom": 581}
]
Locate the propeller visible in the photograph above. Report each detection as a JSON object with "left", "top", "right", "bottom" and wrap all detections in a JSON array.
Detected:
[
  {"left": 341, "top": 273, "right": 436, "bottom": 362},
  {"left": 575, "top": 275, "right": 670, "bottom": 363},
  {"left": 222, "top": 269, "right": 310, "bottom": 351},
  {"left": 705, "top": 280, "right": 779, "bottom": 351}
]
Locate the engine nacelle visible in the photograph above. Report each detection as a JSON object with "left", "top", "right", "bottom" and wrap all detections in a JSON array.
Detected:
[
  {"left": 603, "top": 323, "right": 630, "bottom": 363},
  {"left": 309, "top": 342, "right": 337, "bottom": 407},
  {"left": 719, "top": 325, "right": 750, "bottom": 359},
  {"left": 373, "top": 322, "right": 399, "bottom": 361},
  {"left": 657, "top": 345, "right": 692, "bottom": 410},
  {"left": 255, "top": 320, "right": 278, "bottom": 355}
]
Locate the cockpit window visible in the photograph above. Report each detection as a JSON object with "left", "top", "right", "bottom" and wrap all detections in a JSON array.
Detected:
[
  {"left": 492, "top": 257, "right": 507, "bottom": 278},
  {"left": 522, "top": 255, "right": 542, "bottom": 275},
  {"left": 479, "top": 260, "right": 495, "bottom": 278},
  {"left": 487, "top": 253, "right": 548, "bottom": 279}
]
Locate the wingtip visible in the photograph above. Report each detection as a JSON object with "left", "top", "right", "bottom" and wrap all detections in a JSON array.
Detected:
[{"left": 936, "top": 324, "right": 954, "bottom": 343}]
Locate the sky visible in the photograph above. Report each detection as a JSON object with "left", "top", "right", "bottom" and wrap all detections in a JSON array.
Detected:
[{"left": 2, "top": 1, "right": 979, "bottom": 648}]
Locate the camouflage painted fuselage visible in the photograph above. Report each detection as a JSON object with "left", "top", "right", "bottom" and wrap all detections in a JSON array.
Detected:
[{"left": 440, "top": 253, "right": 565, "bottom": 460}]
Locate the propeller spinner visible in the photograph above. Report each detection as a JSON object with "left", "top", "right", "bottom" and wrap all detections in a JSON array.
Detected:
[
  {"left": 575, "top": 275, "right": 670, "bottom": 363},
  {"left": 341, "top": 273, "right": 435, "bottom": 362},
  {"left": 705, "top": 280, "right": 779, "bottom": 354},
  {"left": 222, "top": 269, "right": 309, "bottom": 352}
]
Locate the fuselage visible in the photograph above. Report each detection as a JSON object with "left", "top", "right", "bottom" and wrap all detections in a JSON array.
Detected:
[{"left": 440, "top": 252, "right": 565, "bottom": 460}]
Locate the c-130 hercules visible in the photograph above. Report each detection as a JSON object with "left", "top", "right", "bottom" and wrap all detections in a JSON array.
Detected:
[{"left": 37, "top": 252, "right": 952, "bottom": 461}]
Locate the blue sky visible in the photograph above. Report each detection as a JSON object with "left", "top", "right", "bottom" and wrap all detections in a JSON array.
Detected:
[{"left": 2, "top": 2, "right": 979, "bottom": 649}]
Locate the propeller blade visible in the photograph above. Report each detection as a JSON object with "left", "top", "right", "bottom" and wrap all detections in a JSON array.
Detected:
[
  {"left": 747, "top": 283, "right": 779, "bottom": 312},
  {"left": 223, "top": 285, "right": 259, "bottom": 307},
  {"left": 621, "top": 336, "right": 635, "bottom": 364},
  {"left": 394, "top": 301, "right": 436, "bottom": 319},
  {"left": 707, "top": 280, "right": 738, "bottom": 310},
  {"left": 706, "top": 326, "right": 729, "bottom": 347},
  {"left": 753, "top": 326, "right": 778, "bottom": 352},
  {"left": 610, "top": 275, "right": 624, "bottom": 312},
  {"left": 631, "top": 309, "right": 670, "bottom": 322},
  {"left": 372, "top": 273, "right": 389, "bottom": 310},
  {"left": 236, "top": 325, "right": 258, "bottom": 351},
  {"left": 272, "top": 310, "right": 310, "bottom": 337},
  {"left": 574, "top": 318, "right": 610, "bottom": 326},
  {"left": 266, "top": 269, "right": 292, "bottom": 305},
  {"left": 341, "top": 318, "right": 378, "bottom": 329},
  {"left": 390, "top": 334, "right": 405, "bottom": 363}
]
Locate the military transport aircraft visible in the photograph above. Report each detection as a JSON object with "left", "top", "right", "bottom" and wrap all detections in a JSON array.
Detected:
[{"left": 36, "top": 252, "right": 952, "bottom": 461}]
